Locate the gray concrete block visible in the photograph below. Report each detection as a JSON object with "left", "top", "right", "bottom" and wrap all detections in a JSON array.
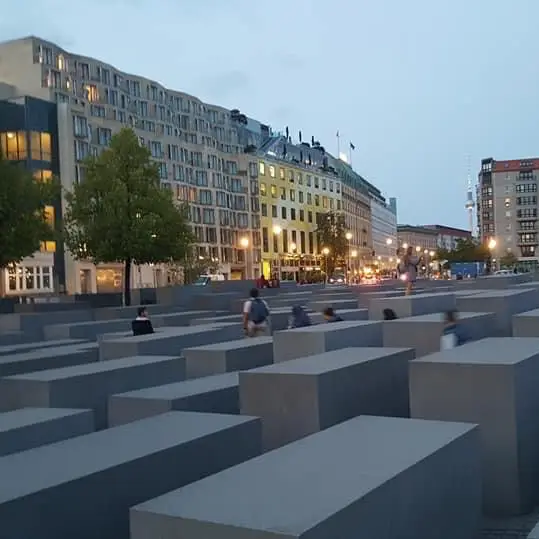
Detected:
[
  {"left": 0, "top": 411, "right": 261, "bottom": 539},
  {"left": 383, "top": 311, "right": 496, "bottom": 357},
  {"left": 410, "top": 337, "right": 539, "bottom": 516},
  {"left": 109, "top": 372, "right": 239, "bottom": 426},
  {"left": 369, "top": 292, "right": 457, "bottom": 320},
  {"left": 0, "top": 309, "right": 93, "bottom": 336},
  {"left": 0, "top": 355, "right": 185, "bottom": 428},
  {"left": 457, "top": 289, "right": 539, "bottom": 336},
  {"left": 529, "top": 521, "right": 539, "bottom": 538},
  {"left": 241, "top": 347, "right": 414, "bottom": 450},
  {"left": 184, "top": 337, "right": 273, "bottom": 378},
  {"left": 513, "top": 308, "right": 539, "bottom": 337},
  {"left": 273, "top": 320, "right": 383, "bottom": 362},
  {"left": 0, "top": 338, "right": 86, "bottom": 355},
  {"left": 44, "top": 318, "right": 133, "bottom": 341},
  {"left": 0, "top": 407, "right": 94, "bottom": 456},
  {"left": 308, "top": 297, "right": 359, "bottom": 312},
  {"left": 92, "top": 304, "right": 204, "bottom": 321},
  {"left": 0, "top": 344, "right": 99, "bottom": 377},
  {"left": 99, "top": 323, "right": 242, "bottom": 361},
  {"left": 131, "top": 415, "right": 481, "bottom": 539}
]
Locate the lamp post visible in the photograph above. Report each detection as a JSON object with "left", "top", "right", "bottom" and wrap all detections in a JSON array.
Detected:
[
  {"left": 240, "top": 236, "right": 250, "bottom": 280},
  {"left": 345, "top": 232, "right": 352, "bottom": 283},
  {"left": 351, "top": 249, "right": 358, "bottom": 283},
  {"left": 322, "top": 247, "right": 330, "bottom": 285},
  {"left": 386, "top": 238, "right": 393, "bottom": 271},
  {"left": 488, "top": 238, "right": 497, "bottom": 273},
  {"left": 272, "top": 225, "right": 282, "bottom": 280}
]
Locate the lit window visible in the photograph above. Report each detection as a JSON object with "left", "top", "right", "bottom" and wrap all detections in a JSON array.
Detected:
[
  {"left": 0, "top": 132, "right": 27, "bottom": 160},
  {"left": 269, "top": 165, "right": 275, "bottom": 178},
  {"left": 260, "top": 182, "right": 267, "bottom": 196},
  {"left": 259, "top": 161, "right": 265, "bottom": 175},
  {"left": 279, "top": 168, "right": 285, "bottom": 179},
  {"left": 44, "top": 206, "right": 55, "bottom": 228},
  {"left": 85, "top": 85, "right": 99, "bottom": 103},
  {"left": 40, "top": 241, "right": 56, "bottom": 253},
  {"left": 271, "top": 185, "right": 277, "bottom": 198}
]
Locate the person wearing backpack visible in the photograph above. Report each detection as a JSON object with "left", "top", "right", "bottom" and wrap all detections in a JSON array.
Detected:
[{"left": 243, "top": 288, "right": 270, "bottom": 337}]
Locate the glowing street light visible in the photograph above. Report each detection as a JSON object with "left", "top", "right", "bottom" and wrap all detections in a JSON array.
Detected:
[
  {"left": 386, "top": 238, "right": 393, "bottom": 245},
  {"left": 322, "top": 247, "right": 330, "bottom": 255},
  {"left": 345, "top": 232, "right": 353, "bottom": 241},
  {"left": 429, "top": 251, "right": 435, "bottom": 257},
  {"left": 488, "top": 238, "right": 497, "bottom": 250},
  {"left": 351, "top": 249, "right": 358, "bottom": 257},
  {"left": 415, "top": 246, "right": 421, "bottom": 253},
  {"left": 239, "top": 237, "right": 249, "bottom": 248},
  {"left": 402, "top": 243, "right": 408, "bottom": 249}
]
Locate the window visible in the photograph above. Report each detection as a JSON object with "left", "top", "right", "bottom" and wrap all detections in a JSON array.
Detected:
[
  {"left": 262, "top": 227, "right": 269, "bottom": 252},
  {"left": 299, "top": 191, "right": 304, "bottom": 204},
  {"left": 0, "top": 132, "right": 27, "bottom": 160},
  {"left": 44, "top": 205, "right": 55, "bottom": 228},
  {"left": 291, "top": 208, "right": 296, "bottom": 220},
  {"left": 315, "top": 195, "right": 320, "bottom": 206},
  {"left": 290, "top": 190, "right": 295, "bottom": 202},
  {"left": 281, "top": 207, "right": 287, "bottom": 219},
  {"left": 33, "top": 169, "right": 53, "bottom": 183},
  {"left": 280, "top": 187, "right": 286, "bottom": 200},
  {"left": 307, "top": 193, "right": 312, "bottom": 205},
  {"left": 271, "top": 185, "right": 277, "bottom": 198},
  {"left": 269, "top": 165, "right": 275, "bottom": 178},
  {"left": 29, "top": 132, "right": 51, "bottom": 161},
  {"left": 259, "top": 161, "right": 265, "bottom": 175},
  {"left": 299, "top": 209, "right": 304, "bottom": 221},
  {"left": 6, "top": 265, "right": 53, "bottom": 293},
  {"left": 306, "top": 175, "right": 312, "bottom": 186},
  {"left": 273, "top": 232, "right": 279, "bottom": 253},
  {"left": 314, "top": 177, "right": 319, "bottom": 188},
  {"left": 74, "top": 140, "right": 89, "bottom": 161},
  {"left": 260, "top": 182, "right": 267, "bottom": 196},
  {"left": 288, "top": 170, "right": 294, "bottom": 182},
  {"left": 97, "top": 127, "right": 112, "bottom": 146},
  {"left": 271, "top": 205, "right": 277, "bottom": 218},
  {"left": 298, "top": 173, "right": 303, "bottom": 185},
  {"left": 73, "top": 116, "right": 88, "bottom": 137},
  {"left": 261, "top": 203, "right": 268, "bottom": 217},
  {"left": 308, "top": 211, "right": 313, "bottom": 223}
]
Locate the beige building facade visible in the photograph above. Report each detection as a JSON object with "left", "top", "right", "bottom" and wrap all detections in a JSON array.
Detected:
[
  {"left": 478, "top": 157, "right": 539, "bottom": 269},
  {"left": 0, "top": 36, "right": 261, "bottom": 294}
]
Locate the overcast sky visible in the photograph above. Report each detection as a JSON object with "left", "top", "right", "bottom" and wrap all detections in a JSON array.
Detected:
[{"left": 2, "top": 0, "right": 539, "bottom": 228}]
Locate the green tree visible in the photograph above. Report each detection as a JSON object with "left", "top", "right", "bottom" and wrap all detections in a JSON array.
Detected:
[
  {"left": 0, "top": 152, "right": 57, "bottom": 273},
  {"left": 181, "top": 248, "right": 219, "bottom": 284},
  {"left": 63, "top": 128, "right": 193, "bottom": 305},
  {"left": 499, "top": 251, "right": 518, "bottom": 269},
  {"left": 315, "top": 211, "right": 348, "bottom": 276},
  {"left": 436, "top": 238, "right": 490, "bottom": 264}
]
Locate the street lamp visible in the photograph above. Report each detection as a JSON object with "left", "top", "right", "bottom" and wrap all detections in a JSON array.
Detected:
[
  {"left": 272, "top": 226, "right": 282, "bottom": 280},
  {"left": 240, "top": 236, "right": 250, "bottom": 279},
  {"left": 488, "top": 238, "right": 497, "bottom": 273},
  {"left": 322, "top": 247, "right": 330, "bottom": 285},
  {"left": 385, "top": 238, "right": 393, "bottom": 271},
  {"left": 345, "top": 232, "right": 353, "bottom": 283}
]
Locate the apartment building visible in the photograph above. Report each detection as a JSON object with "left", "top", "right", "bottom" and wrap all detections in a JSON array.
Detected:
[
  {"left": 397, "top": 225, "right": 438, "bottom": 253},
  {"left": 0, "top": 36, "right": 261, "bottom": 293},
  {"left": 370, "top": 195, "right": 397, "bottom": 269},
  {"left": 477, "top": 157, "right": 538, "bottom": 269},
  {"left": 254, "top": 136, "right": 374, "bottom": 279},
  {"left": 0, "top": 91, "right": 61, "bottom": 296},
  {"left": 423, "top": 224, "right": 471, "bottom": 250}
]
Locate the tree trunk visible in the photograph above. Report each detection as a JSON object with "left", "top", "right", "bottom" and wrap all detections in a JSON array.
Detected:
[{"left": 124, "top": 257, "right": 132, "bottom": 306}]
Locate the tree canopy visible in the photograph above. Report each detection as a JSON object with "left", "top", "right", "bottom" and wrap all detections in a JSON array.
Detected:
[
  {"left": 499, "top": 251, "right": 518, "bottom": 269},
  {"left": 0, "top": 152, "right": 57, "bottom": 269},
  {"left": 63, "top": 127, "right": 193, "bottom": 305},
  {"left": 315, "top": 211, "right": 348, "bottom": 276},
  {"left": 435, "top": 237, "right": 491, "bottom": 264}
]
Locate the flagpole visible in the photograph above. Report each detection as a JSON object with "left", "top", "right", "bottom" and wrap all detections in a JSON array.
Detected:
[
  {"left": 349, "top": 143, "right": 352, "bottom": 167},
  {"left": 336, "top": 131, "right": 340, "bottom": 158}
]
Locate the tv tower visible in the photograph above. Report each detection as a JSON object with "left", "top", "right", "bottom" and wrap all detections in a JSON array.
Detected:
[{"left": 465, "top": 156, "right": 475, "bottom": 234}]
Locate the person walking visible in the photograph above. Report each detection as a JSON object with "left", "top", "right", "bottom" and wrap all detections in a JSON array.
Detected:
[{"left": 243, "top": 288, "right": 270, "bottom": 337}]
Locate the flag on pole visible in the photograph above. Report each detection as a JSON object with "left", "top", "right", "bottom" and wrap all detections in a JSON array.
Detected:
[
  {"left": 336, "top": 130, "right": 340, "bottom": 138},
  {"left": 350, "top": 142, "right": 356, "bottom": 150}
]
